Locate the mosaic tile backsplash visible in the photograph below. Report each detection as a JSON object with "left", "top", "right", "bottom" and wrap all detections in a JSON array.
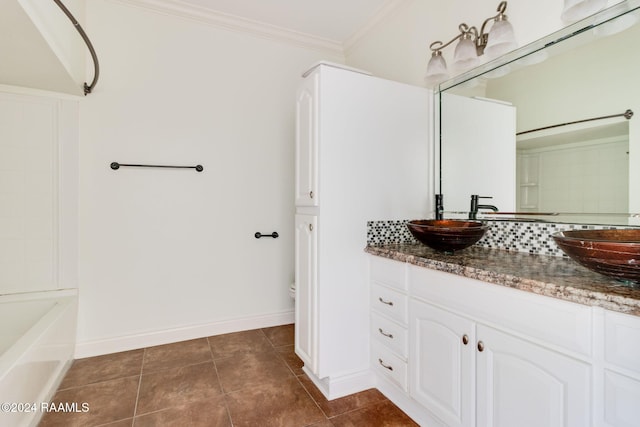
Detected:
[{"left": 367, "top": 220, "right": 630, "bottom": 257}]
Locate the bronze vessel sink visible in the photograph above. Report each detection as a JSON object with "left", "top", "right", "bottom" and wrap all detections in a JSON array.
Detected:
[
  {"left": 552, "top": 229, "right": 640, "bottom": 284},
  {"left": 406, "top": 219, "right": 488, "bottom": 253}
]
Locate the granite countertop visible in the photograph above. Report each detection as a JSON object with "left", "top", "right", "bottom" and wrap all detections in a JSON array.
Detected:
[{"left": 365, "top": 243, "right": 640, "bottom": 316}]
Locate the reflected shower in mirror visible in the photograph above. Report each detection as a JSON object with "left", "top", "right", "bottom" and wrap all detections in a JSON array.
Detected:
[{"left": 438, "top": 0, "right": 640, "bottom": 225}]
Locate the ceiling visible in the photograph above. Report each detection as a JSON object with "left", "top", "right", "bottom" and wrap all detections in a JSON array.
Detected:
[{"left": 176, "top": 0, "right": 396, "bottom": 42}]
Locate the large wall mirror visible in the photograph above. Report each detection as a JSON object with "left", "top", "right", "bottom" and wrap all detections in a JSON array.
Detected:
[{"left": 438, "top": 0, "right": 640, "bottom": 225}]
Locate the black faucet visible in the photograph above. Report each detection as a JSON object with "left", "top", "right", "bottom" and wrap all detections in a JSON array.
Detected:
[
  {"left": 435, "top": 194, "right": 444, "bottom": 220},
  {"left": 469, "top": 195, "right": 498, "bottom": 220}
]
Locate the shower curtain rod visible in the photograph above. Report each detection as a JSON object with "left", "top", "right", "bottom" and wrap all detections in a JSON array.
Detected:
[
  {"left": 516, "top": 109, "right": 633, "bottom": 136},
  {"left": 53, "top": 0, "right": 99, "bottom": 95}
]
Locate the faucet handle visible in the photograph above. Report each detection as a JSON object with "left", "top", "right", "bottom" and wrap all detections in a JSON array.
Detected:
[{"left": 470, "top": 194, "right": 492, "bottom": 202}]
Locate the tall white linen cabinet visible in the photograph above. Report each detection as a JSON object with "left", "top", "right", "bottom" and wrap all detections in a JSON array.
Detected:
[{"left": 294, "top": 62, "right": 432, "bottom": 399}]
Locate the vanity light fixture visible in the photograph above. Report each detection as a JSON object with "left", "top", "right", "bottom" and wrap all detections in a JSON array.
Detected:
[
  {"left": 561, "top": 0, "right": 607, "bottom": 23},
  {"left": 425, "top": 1, "right": 517, "bottom": 86}
]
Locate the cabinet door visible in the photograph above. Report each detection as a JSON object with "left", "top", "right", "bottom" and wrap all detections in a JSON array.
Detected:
[
  {"left": 476, "top": 325, "right": 591, "bottom": 427},
  {"left": 410, "top": 300, "right": 475, "bottom": 427},
  {"left": 295, "top": 73, "right": 319, "bottom": 207},
  {"left": 294, "top": 214, "right": 318, "bottom": 374},
  {"left": 601, "top": 310, "right": 640, "bottom": 426}
]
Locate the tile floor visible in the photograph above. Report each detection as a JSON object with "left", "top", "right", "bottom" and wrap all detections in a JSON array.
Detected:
[{"left": 39, "top": 324, "right": 418, "bottom": 426}]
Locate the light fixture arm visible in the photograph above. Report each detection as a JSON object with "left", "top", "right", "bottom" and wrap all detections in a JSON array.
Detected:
[
  {"left": 425, "top": 1, "right": 514, "bottom": 86},
  {"left": 428, "top": 1, "right": 509, "bottom": 55},
  {"left": 429, "top": 24, "right": 479, "bottom": 53},
  {"left": 477, "top": 1, "right": 508, "bottom": 54}
]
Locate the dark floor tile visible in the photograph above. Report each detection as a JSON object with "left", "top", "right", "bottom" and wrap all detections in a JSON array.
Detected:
[
  {"left": 298, "top": 375, "right": 387, "bottom": 418},
  {"left": 99, "top": 419, "right": 133, "bottom": 426},
  {"left": 262, "top": 324, "right": 295, "bottom": 347},
  {"left": 142, "top": 338, "right": 211, "bottom": 373},
  {"left": 306, "top": 420, "right": 335, "bottom": 427},
  {"left": 225, "top": 377, "right": 326, "bottom": 427},
  {"left": 39, "top": 376, "right": 139, "bottom": 427},
  {"left": 59, "top": 350, "right": 143, "bottom": 390},
  {"left": 133, "top": 395, "right": 231, "bottom": 427},
  {"left": 215, "top": 349, "right": 294, "bottom": 392},
  {"left": 329, "top": 400, "right": 418, "bottom": 427},
  {"left": 208, "top": 329, "right": 274, "bottom": 359},
  {"left": 275, "top": 344, "right": 305, "bottom": 376},
  {"left": 136, "top": 362, "right": 222, "bottom": 415}
]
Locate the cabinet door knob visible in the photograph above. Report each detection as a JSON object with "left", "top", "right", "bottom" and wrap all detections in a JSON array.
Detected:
[
  {"left": 378, "top": 328, "right": 394, "bottom": 339},
  {"left": 309, "top": 190, "right": 314, "bottom": 199},
  {"left": 378, "top": 297, "right": 394, "bottom": 306},
  {"left": 378, "top": 358, "right": 394, "bottom": 371},
  {"left": 477, "top": 341, "right": 485, "bottom": 352},
  {"left": 462, "top": 334, "right": 469, "bottom": 345},
  {"left": 309, "top": 224, "right": 313, "bottom": 231}
]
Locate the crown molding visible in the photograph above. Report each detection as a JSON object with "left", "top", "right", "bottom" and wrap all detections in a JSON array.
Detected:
[
  {"left": 107, "top": 0, "right": 345, "bottom": 56},
  {"left": 343, "top": 0, "right": 407, "bottom": 55}
]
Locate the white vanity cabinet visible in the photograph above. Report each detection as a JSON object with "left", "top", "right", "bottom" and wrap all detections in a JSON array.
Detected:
[
  {"left": 294, "top": 72, "right": 318, "bottom": 207},
  {"left": 410, "top": 299, "right": 591, "bottom": 427},
  {"left": 409, "top": 265, "right": 592, "bottom": 427},
  {"left": 294, "top": 214, "right": 317, "bottom": 373},
  {"left": 410, "top": 299, "right": 474, "bottom": 427},
  {"left": 474, "top": 324, "right": 590, "bottom": 427},
  {"left": 294, "top": 63, "right": 430, "bottom": 399},
  {"left": 368, "top": 255, "right": 599, "bottom": 426},
  {"left": 598, "top": 310, "right": 640, "bottom": 426},
  {"left": 369, "top": 256, "right": 410, "bottom": 392}
]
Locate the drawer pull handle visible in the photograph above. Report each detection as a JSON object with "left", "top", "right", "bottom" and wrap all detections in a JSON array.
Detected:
[
  {"left": 378, "top": 358, "right": 394, "bottom": 371},
  {"left": 477, "top": 341, "right": 485, "bottom": 352},
  {"left": 378, "top": 297, "right": 394, "bottom": 306},
  {"left": 378, "top": 328, "right": 394, "bottom": 339},
  {"left": 462, "top": 334, "right": 469, "bottom": 345}
]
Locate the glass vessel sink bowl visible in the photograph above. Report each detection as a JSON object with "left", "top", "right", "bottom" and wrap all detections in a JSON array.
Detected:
[
  {"left": 552, "top": 229, "right": 640, "bottom": 284},
  {"left": 406, "top": 219, "right": 488, "bottom": 253}
]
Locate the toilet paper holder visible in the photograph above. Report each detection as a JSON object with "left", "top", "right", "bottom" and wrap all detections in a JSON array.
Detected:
[{"left": 255, "top": 232, "right": 279, "bottom": 239}]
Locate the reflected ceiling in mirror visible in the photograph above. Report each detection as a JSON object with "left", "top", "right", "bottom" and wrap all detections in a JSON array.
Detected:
[{"left": 437, "top": 0, "right": 640, "bottom": 226}]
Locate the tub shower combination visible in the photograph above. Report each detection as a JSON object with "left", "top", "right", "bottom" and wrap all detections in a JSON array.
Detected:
[{"left": 0, "top": 290, "right": 77, "bottom": 427}]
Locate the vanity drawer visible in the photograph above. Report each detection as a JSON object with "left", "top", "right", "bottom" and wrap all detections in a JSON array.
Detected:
[
  {"left": 605, "top": 310, "right": 640, "bottom": 374},
  {"left": 370, "top": 256, "right": 407, "bottom": 292},
  {"left": 372, "top": 342, "right": 407, "bottom": 392},
  {"left": 371, "top": 283, "right": 408, "bottom": 324},
  {"left": 371, "top": 311, "right": 408, "bottom": 359}
]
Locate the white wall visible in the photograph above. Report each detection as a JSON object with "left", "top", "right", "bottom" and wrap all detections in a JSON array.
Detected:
[
  {"left": 76, "top": 0, "right": 343, "bottom": 355},
  {"left": 345, "top": 0, "right": 621, "bottom": 86}
]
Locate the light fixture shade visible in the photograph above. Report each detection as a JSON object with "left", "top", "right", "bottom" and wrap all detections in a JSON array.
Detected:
[
  {"left": 593, "top": 8, "right": 639, "bottom": 37},
  {"left": 561, "top": 0, "right": 607, "bottom": 23},
  {"left": 453, "top": 38, "right": 480, "bottom": 70},
  {"left": 484, "top": 64, "right": 511, "bottom": 79},
  {"left": 425, "top": 53, "right": 449, "bottom": 86},
  {"left": 484, "top": 19, "right": 517, "bottom": 59}
]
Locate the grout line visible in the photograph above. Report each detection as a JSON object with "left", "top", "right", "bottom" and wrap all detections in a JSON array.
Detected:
[
  {"left": 295, "top": 374, "right": 330, "bottom": 420},
  {"left": 131, "top": 348, "right": 145, "bottom": 420},
  {"left": 258, "top": 327, "right": 275, "bottom": 348},
  {"left": 207, "top": 336, "right": 235, "bottom": 426},
  {"left": 94, "top": 417, "right": 135, "bottom": 427}
]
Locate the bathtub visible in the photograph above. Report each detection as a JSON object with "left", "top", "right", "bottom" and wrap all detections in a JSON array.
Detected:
[{"left": 0, "top": 290, "right": 77, "bottom": 427}]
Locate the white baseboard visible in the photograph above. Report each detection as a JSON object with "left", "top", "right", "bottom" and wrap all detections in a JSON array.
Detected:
[
  {"left": 302, "top": 366, "right": 374, "bottom": 400},
  {"left": 74, "top": 310, "right": 294, "bottom": 358}
]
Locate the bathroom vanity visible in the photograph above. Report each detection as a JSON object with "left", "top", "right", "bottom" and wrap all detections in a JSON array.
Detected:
[
  {"left": 366, "top": 244, "right": 640, "bottom": 427},
  {"left": 362, "top": 2, "right": 640, "bottom": 424}
]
